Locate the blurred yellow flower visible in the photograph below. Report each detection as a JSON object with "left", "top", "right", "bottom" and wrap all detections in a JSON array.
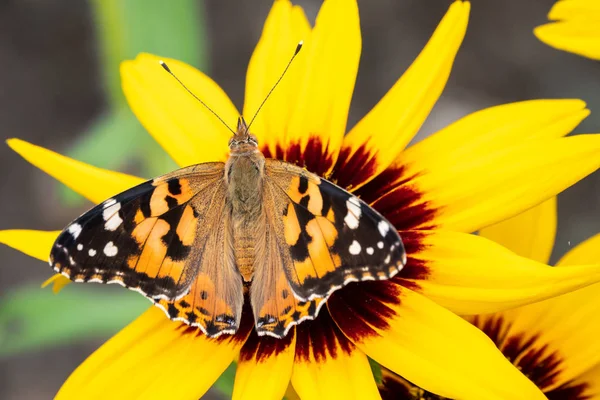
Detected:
[{"left": 535, "top": 0, "right": 600, "bottom": 59}]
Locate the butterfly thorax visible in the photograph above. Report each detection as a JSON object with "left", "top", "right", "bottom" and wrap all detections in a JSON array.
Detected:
[{"left": 225, "top": 122, "right": 265, "bottom": 282}]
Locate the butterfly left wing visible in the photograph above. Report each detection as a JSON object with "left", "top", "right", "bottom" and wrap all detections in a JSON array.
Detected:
[
  {"left": 250, "top": 159, "right": 406, "bottom": 337},
  {"left": 49, "top": 162, "right": 226, "bottom": 300}
]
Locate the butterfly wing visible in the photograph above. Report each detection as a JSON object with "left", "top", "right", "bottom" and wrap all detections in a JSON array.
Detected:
[
  {"left": 250, "top": 190, "right": 326, "bottom": 337},
  {"left": 153, "top": 196, "right": 244, "bottom": 337},
  {"left": 250, "top": 159, "right": 406, "bottom": 337},
  {"left": 51, "top": 162, "right": 244, "bottom": 336}
]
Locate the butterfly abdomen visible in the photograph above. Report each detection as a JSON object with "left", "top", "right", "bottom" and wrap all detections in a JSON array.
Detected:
[{"left": 225, "top": 151, "right": 267, "bottom": 283}]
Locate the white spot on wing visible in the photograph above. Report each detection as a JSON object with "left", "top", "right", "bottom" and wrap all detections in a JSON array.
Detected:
[
  {"left": 103, "top": 203, "right": 123, "bottom": 231},
  {"left": 384, "top": 254, "right": 391, "bottom": 264},
  {"left": 88, "top": 249, "right": 97, "bottom": 257},
  {"left": 366, "top": 247, "right": 374, "bottom": 255},
  {"left": 349, "top": 240, "right": 361, "bottom": 255},
  {"left": 103, "top": 198, "right": 117, "bottom": 209},
  {"left": 378, "top": 220, "right": 390, "bottom": 237},
  {"left": 103, "top": 241, "right": 118, "bottom": 257},
  {"left": 344, "top": 197, "right": 362, "bottom": 229},
  {"left": 105, "top": 214, "right": 123, "bottom": 231},
  {"left": 377, "top": 241, "right": 384, "bottom": 249},
  {"left": 77, "top": 244, "right": 83, "bottom": 251},
  {"left": 67, "top": 223, "right": 82, "bottom": 239}
]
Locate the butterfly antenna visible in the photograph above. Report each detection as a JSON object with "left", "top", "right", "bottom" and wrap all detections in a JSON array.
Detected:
[
  {"left": 245, "top": 41, "right": 303, "bottom": 134},
  {"left": 159, "top": 61, "right": 235, "bottom": 135}
]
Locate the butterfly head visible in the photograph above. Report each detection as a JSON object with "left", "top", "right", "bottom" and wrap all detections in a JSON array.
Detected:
[{"left": 229, "top": 116, "right": 259, "bottom": 154}]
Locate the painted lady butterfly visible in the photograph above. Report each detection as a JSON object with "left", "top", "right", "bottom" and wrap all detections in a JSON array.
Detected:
[{"left": 49, "top": 119, "right": 406, "bottom": 339}]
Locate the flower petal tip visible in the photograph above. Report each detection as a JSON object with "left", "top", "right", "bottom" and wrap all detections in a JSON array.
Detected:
[
  {"left": 6, "top": 137, "right": 26, "bottom": 152},
  {"left": 41, "top": 274, "right": 71, "bottom": 294},
  {"left": 0, "top": 229, "right": 60, "bottom": 262},
  {"left": 451, "top": 0, "right": 471, "bottom": 14}
]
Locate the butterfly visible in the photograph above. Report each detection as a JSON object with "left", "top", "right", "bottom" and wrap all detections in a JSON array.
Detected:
[{"left": 49, "top": 117, "right": 407, "bottom": 338}]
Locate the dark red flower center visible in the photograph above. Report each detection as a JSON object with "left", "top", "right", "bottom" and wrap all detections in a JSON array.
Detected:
[{"left": 473, "top": 315, "right": 591, "bottom": 400}]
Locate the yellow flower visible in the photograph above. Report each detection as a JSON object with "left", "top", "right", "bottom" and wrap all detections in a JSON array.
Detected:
[
  {"left": 535, "top": 0, "right": 600, "bottom": 59},
  {"left": 378, "top": 234, "right": 600, "bottom": 399},
  {"left": 1, "top": 0, "right": 600, "bottom": 399}
]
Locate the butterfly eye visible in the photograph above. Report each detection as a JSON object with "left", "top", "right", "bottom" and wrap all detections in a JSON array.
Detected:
[
  {"left": 248, "top": 135, "right": 259, "bottom": 146},
  {"left": 228, "top": 138, "right": 237, "bottom": 148}
]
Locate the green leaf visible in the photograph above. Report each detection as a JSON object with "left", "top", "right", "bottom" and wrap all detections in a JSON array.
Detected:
[
  {"left": 211, "top": 362, "right": 237, "bottom": 397},
  {"left": 369, "top": 356, "right": 383, "bottom": 384},
  {"left": 90, "top": 0, "right": 208, "bottom": 107},
  {"left": 0, "top": 284, "right": 148, "bottom": 358}
]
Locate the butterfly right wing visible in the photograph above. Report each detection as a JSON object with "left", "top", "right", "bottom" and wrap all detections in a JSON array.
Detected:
[
  {"left": 50, "top": 163, "right": 227, "bottom": 299},
  {"left": 50, "top": 162, "right": 243, "bottom": 336}
]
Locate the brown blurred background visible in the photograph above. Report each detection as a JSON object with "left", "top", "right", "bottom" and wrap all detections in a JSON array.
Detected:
[{"left": 1, "top": 0, "right": 599, "bottom": 398}]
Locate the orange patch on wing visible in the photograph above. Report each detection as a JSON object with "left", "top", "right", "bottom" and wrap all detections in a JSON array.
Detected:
[
  {"left": 325, "top": 207, "right": 336, "bottom": 224},
  {"left": 305, "top": 183, "right": 324, "bottom": 215},
  {"left": 294, "top": 258, "right": 318, "bottom": 284},
  {"left": 283, "top": 203, "right": 302, "bottom": 246},
  {"left": 315, "top": 216, "right": 338, "bottom": 247},
  {"left": 131, "top": 218, "right": 157, "bottom": 245},
  {"left": 156, "top": 258, "right": 186, "bottom": 283},
  {"left": 148, "top": 178, "right": 195, "bottom": 216},
  {"left": 133, "top": 219, "right": 170, "bottom": 276},
  {"left": 305, "top": 219, "right": 337, "bottom": 276},
  {"left": 287, "top": 176, "right": 305, "bottom": 203},
  {"left": 286, "top": 177, "right": 325, "bottom": 215},
  {"left": 176, "top": 205, "right": 198, "bottom": 246},
  {"left": 133, "top": 209, "right": 145, "bottom": 225}
]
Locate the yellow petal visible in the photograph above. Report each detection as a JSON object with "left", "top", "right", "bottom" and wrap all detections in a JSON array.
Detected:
[
  {"left": 284, "top": 0, "right": 361, "bottom": 174},
  {"left": 121, "top": 53, "right": 238, "bottom": 167},
  {"left": 535, "top": 21, "right": 600, "bottom": 60},
  {"left": 243, "top": 0, "right": 310, "bottom": 154},
  {"left": 233, "top": 331, "right": 296, "bottom": 400},
  {"left": 291, "top": 338, "right": 379, "bottom": 400},
  {"left": 41, "top": 274, "right": 72, "bottom": 294},
  {"left": 405, "top": 135, "right": 600, "bottom": 232},
  {"left": 401, "top": 99, "right": 588, "bottom": 174},
  {"left": 548, "top": 0, "right": 600, "bottom": 20},
  {"left": 535, "top": 0, "right": 600, "bottom": 60},
  {"left": 358, "top": 99, "right": 588, "bottom": 231},
  {"left": 479, "top": 197, "right": 557, "bottom": 264},
  {"left": 57, "top": 307, "right": 247, "bottom": 399},
  {"left": 406, "top": 230, "right": 600, "bottom": 315},
  {"left": 335, "top": 0, "right": 469, "bottom": 190},
  {"left": 332, "top": 288, "right": 545, "bottom": 399},
  {"left": 556, "top": 233, "right": 600, "bottom": 266},
  {"left": 7, "top": 139, "right": 144, "bottom": 204},
  {"left": 0, "top": 229, "right": 59, "bottom": 262}
]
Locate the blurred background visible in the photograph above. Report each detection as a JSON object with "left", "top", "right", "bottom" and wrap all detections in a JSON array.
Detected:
[{"left": 0, "top": 0, "right": 599, "bottom": 398}]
